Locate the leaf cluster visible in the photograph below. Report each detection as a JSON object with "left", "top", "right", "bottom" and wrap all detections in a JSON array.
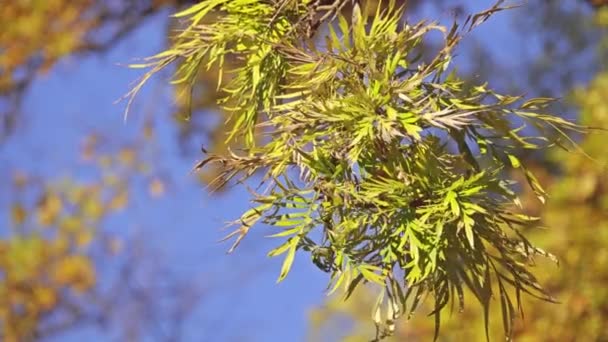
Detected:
[{"left": 128, "top": 1, "right": 587, "bottom": 339}]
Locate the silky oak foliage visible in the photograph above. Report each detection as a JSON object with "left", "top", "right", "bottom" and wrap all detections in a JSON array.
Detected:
[
  {"left": 128, "top": 0, "right": 589, "bottom": 339},
  {"left": 308, "top": 71, "right": 608, "bottom": 342},
  {"left": 309, "top": 9, "right": 608, "bottom": 341}
]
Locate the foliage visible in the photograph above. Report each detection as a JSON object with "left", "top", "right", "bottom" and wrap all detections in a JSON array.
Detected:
[
  {"left": 3, "top": 173, "right": 115, "bottom": 341},
  {"left": 0, "top": 0, "right": 195, "bottom": 139},
  {"left": 128, "top": 1, "right": 590, "bottom": 339},
  {"left": 0, "top": 0, "right": 423, "bottom": 182},
  {"left": 0, "top": 129, "right": 171, "bottom": 341},
  {"left": 166, "top": 0, "right": 425, "bottom": 159},
  {"left": 309, "top": 9, "right": 608, "bottom": 341},
  {"left": 0, "top": 1, "right": 601, "bottom": 179},
  {"left": 308, "top": 70, "right": 608, "bottom": 342}
]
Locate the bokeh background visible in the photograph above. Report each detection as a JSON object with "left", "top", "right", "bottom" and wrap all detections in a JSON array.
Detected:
[{"left": 1, "top": 1, "right": 607, "bottom": 341}]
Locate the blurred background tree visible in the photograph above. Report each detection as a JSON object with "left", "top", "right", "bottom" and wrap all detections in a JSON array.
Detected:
[{"left": 0, "top": 126, "right": 208, "bottom": 341}]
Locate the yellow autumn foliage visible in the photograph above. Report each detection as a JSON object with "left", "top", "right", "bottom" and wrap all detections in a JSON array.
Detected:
[
  {"left": 36, "top": 192, "right": 62, "bottom": 226},
  {"left": 0, "top": 129, "right": 170, "bottom": 340},
  {"left": 0, "top": 232, "right": 95, "bottom": 341},
  {"left": 52, "top": 255, "right": 96, "bottom": 292}
]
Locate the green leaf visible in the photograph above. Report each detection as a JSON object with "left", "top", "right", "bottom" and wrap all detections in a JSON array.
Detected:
[
  {"left": 521, "top": 97, "right": 556, "bottom": 109},
  {"left": 358, "top": 264, "right": 385, "bottom": 285},
  {"left": 277, "top": 237, "right": 299, "bottom": 283},
  {"left": 266, "top": 226, "right": 301, "bottom": 238},
  {"left": 507, "top": 154, "right": 521, "bottom": 168},
  {"left": 446, "top": 191, "right": 460, "bottom": 217},
  {"left": 523, "top": 167, "right": 547, "bottom": 204},
  {"left": 462, "top": 215, "right": 476, "bottom": 248}
]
